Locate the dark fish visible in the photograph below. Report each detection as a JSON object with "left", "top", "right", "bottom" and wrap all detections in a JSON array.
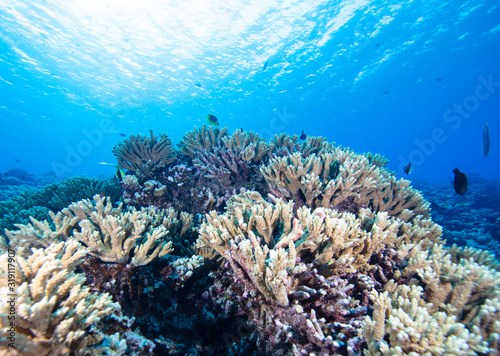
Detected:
[
  {"left": 382, "top": 91, "right": 390, "bottom": 95},
  {"left": 375, "top": 42, "right": 380, "bottom": 47},
  {"left": 195, "top": 83, "right": 202, "bottom": 88},
  {"left": 329, "top": 160, "right": 340, "bottom": 179},
  {"left": 299, "top": 129, "right": 306, "bottom": 140},
  {"left": 435, "top": 77, "right": 443, "bottom": 81},
  {"left": 263, "top": 60, "right": 269, "bottom": 71},
  {"left": 115, "top": 166, "right": 125, "bottom": 182},
  {"left": 119, "top": 133, "right": 126, "bottom": 137},
  {"left": 483, "top": 122, "right": 490, "bottom": 157},
  {"left": 207, "top": 114, "right": 219, "bottom": 126},
  {"left": 404, "top": 163, "right": 412, "bottom": 175},
  {"left": 452, "top": 168, "right": 468, "bottom": 195}
]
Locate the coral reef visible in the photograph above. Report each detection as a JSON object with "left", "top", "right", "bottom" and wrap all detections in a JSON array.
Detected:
[
  {"left": 0, "top": 239, "right": 126, "bottom": 355},
  {"left": 196, "top": 190, "right": 441, "bottom": 354},
  {"left": 112, "top": 130, "right": 176, "bottom": 179},
  {"left": 0, "top": 175, "right": 121, "bottom": 235},
  {"left": 363, "top": 242, "right": 500, "bottom": 355},
  {"left": 0, "top": 168, "right": 58, "bottom": 201},
  {"left": 261, "top": 149, "right": 429, "bottom": 217},
  {"left": 3, "top": 127, "right": 499, "bottom": 356},
  {"left": 3, "top": 195, "right": 192, "bottom": 266},
  {"left": 178, "top": 125, "right": 228, "bottom": 159},
  {"left": 414, "top": 175, "right": 500, "bottom": 258},
  {"left": 123, "top": 127, "right": 270, "bottom": 213}
]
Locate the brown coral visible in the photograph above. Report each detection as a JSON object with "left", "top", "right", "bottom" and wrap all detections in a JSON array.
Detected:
[{"left": 112, "top": 130, "right": 176, "bottom": 178}]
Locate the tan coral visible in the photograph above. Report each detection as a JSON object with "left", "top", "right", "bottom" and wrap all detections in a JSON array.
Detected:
[
  {"left": 198, "top": 196, "right": 306, "bottom": 306},
  {"left": 0, "top": 239, "right": 124, "bottom": 355},
  {"left": 178, "top": 125, "right": 228, "bottom": 158},
  {"left": 4, "top": 211, "right": 79, "bottom": 254},
  {"left": 112, "top": 129, "right": 176, "bottom": 176},
  {"left": 221, "top": 129, "right": 268, "bottom": 162},
  {"left": 197, "top": 191, "right": 441, "bottom": 305},
  {"left": 364, "top": 152, "right": 390, "bottom": 168},
  {"left": 363, "top": 283, "right": 490, "bottom": 355},
  {"left": 364, "top": 242, "right": 500, "bottom": 355},
  {"left": 73, "top": 203, "right": 173, "bottom": 267},
  {"left": 267, "top": 133, "right": 333, "bottom": 157},
  {"left": 4, "top": 196, "right": 121, "bottom": 255},
  {"left": 6, "top": 195, "right": 181, "bottom": 267},
  {"left": 261, "top": 148, "right": 430, "bottom": 218}
]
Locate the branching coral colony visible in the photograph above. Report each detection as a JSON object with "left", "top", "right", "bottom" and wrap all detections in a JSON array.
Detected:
[{"left": 1, "top": 126, "right": 499, "bottom": 355}]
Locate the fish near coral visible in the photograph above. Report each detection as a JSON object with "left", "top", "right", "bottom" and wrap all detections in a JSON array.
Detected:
[
  {"left": 404, "top": 163, "right": 412, "bottom": 175},
  {"left": 207, "top": 114, "right": 219, "bottom": 126},
  {"left": 452, "top": 168, "right": 468, "bottom": 195},
  {"left": 99, "top": 162, "right": 126, "bottom": 182}
]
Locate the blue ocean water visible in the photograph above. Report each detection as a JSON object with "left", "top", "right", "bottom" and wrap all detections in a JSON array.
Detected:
[
  {"left": 1, "top": 2, "right": 500, "bottom": 354},
  {"left": 0, "top": 0, "right": 498, "bottom": 182}
]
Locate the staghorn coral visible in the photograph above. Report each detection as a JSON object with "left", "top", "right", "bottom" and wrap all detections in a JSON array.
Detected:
[
  {"left": 365, "top": 152, "right": 390, "bottom": 168},
  {"left": 448, "top": 244, "right": 500, "bottom": 272},
  {"left": 178, "top": 125, "right": 228, "bottom": 159},
  {"left": 261, "top": 148, "right": 429, "bottom": 218},
  {"left": 124, "top": 129, "right": 271, "bottom": 213},
  {"left": 3, "top": 209, "right": 80, "bottom": 254},
  {"left": 112, "top": 130, "right": 176, "bottom": 178},
  {"left": 196, "top": 190, "right": 443, "bottom": 354},
  {"left": 363, "top": 283, "right": 490, "bottom": 355},
  {"left": 362, "top": 242, "right": 500, "bottom": 355},
  {"left": 198, "top": 191, "right": 440, "bottom": 303},
  {"left": 268, "top": 133, "right": 334, "bottom": 158},
  {"left": 0, "top": 239, "right": 126, "bottom": 355},
  {"left": 70, "top": 196, "right": 174, "bottom": 266},
  {"left": 3, "top": 195, "right": 192, "bottom": 266},
  {"left": 221, "top": 129, "right": 268, "bottom": 162}
]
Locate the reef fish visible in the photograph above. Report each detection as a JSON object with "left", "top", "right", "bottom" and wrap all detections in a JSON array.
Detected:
[
  {"left": 115, "top": 166, "right": 126, "bottom": 182},
  {"left": 99, "top": 162, "right": 126, "bottom": 182},
  {"left": 452, "top": 168, "right": 468, "bottom": 195},
  {"left": 207, "top": 114, "right": 219, "bottom": 126},
  {"left": 299, "top": 129, "right": 307, "bottom": 140},
  {"left": 483, "top": 122, "right": 490, "bottom": 157},
  {"left": 404, "top": 163, "right": 412, "bottom": 175}
]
